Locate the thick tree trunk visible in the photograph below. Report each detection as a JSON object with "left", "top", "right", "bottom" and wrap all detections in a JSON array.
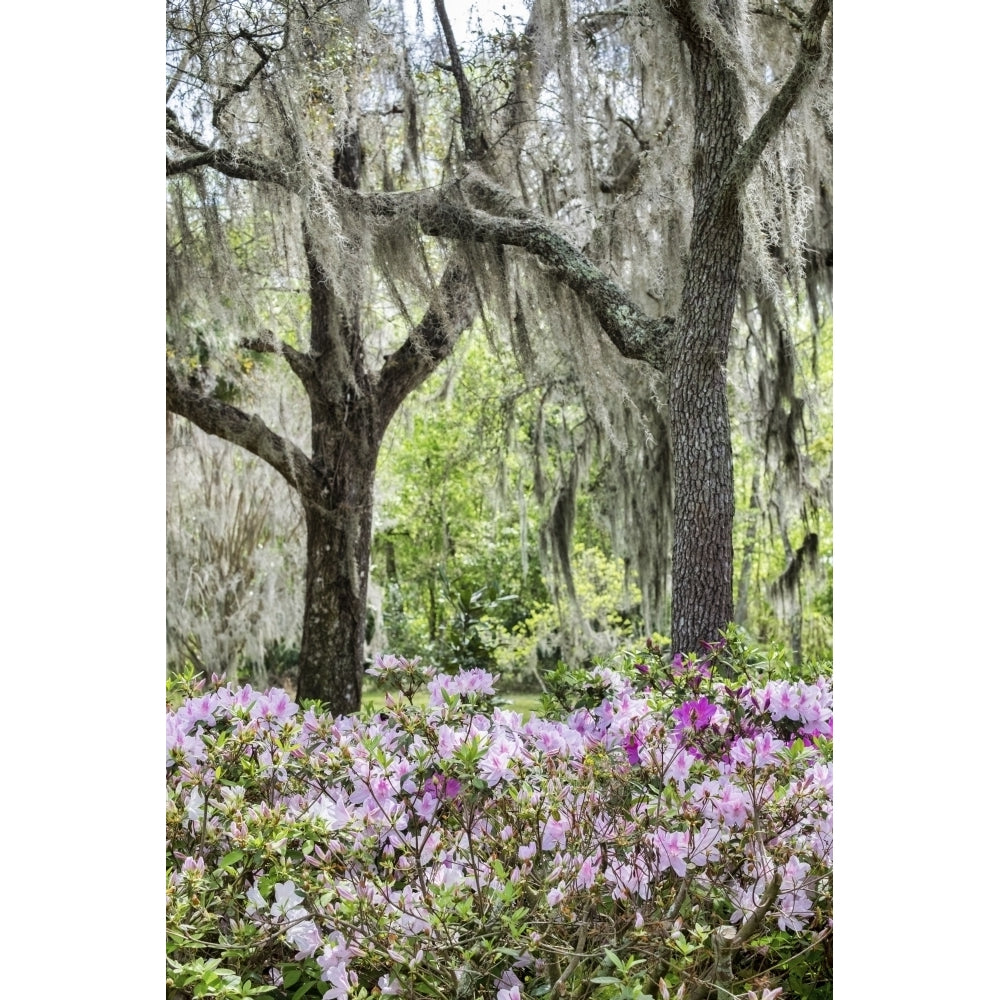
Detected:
[
  {"left": 669, "top": 344, "right": 736, "bottom": 656},
  {"left": 295, "top": 207, "right": 378, "bottom": 713},
  {"left": 297, "top": 449, "right": 377, "bottom": 718},
  {"left": 667, "top": 10, "right": 745, "bottom": 657},
  {"left": 293, "top": 207, "right": 474, "bottom": 713}
]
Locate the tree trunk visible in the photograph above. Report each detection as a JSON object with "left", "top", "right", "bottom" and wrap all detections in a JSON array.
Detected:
[
  {"left": 669, "top": 347, "right": 736, "bottom": 656},
  {"left": 667, "top": 10, "right": 745, "bottom": 657},
  {"left": 297, "top": 451, "right": 376, "bottom": 718}
]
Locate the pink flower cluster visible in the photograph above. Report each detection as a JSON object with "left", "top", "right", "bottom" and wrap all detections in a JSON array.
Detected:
[{"left": 167, "top": 655, "right": 832, "bottom": 999}]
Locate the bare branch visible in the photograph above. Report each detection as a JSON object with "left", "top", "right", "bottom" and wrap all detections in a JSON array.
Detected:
[
  {"left": 432, "top": 0, "right": 487, "bottom": 160},
  {"left": 167, "top": 366, "right": 323, "bottom": 504},
  {"left": 166, "top": 52, "right": 191, "bottom": 103},
  {"left": 239, "top": 332, "right": 320, "bottom": 394},
  {"left": 373, "top": 259, "right": 478, "bottom": 433},
  {"left": 724, "top": 0, "right": 832, "bottom": 196},
  {"left": 212, "top": 30, "right": 278, "bottom": 131},
  {"left": 166, "top": 109, "right": 209, "bottom": 151},
  {"left": 166, "top": 113, "right": 288, "bottom": 183},
  {"left": 166, "top": 143, "right": 288, "bottom": 183}
]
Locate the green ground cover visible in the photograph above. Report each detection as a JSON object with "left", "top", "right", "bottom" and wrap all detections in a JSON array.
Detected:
[{"left": 362, "top": 687, "right": 542, "bottom": 717}]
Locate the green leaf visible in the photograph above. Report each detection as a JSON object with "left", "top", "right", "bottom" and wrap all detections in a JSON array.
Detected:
[{"left": 290, "top": 980, "right": 319, "bottom": 1000}]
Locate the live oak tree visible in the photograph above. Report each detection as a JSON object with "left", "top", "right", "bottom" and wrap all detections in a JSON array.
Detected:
[
  {"left": 166, "top": 1, "right": 470, "bottom": 715},
  {"left": 167, "top": 0, "right": 562, "bottom": 713},
  {"left": 167, "top": 0, "right": 832, "bottom": 711}
]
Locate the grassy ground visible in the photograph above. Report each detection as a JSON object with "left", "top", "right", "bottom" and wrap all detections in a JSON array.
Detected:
[{"left": 361, "top": 688, "right": 544, "bottom": 717}]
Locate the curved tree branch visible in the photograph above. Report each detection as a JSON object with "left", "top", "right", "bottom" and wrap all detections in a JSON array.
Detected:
[
  {"left": 334, "top": 180, "right": 672, "bottom": 366},
  {"left": 167, "top": 366, "right": 323, "bottom": 504},
  {"left": 418, "top": 202, "right": 673, "bottom": 366},
  {"left": 733, "top": 870, "right": 783, "bottom": 946}
]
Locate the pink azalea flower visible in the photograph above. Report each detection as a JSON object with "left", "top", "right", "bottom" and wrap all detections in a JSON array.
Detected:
[
  {"left": 251, "top": 688, "right": 298, "bottom": 723},
  {"left": 541, "top": 813, "right": 571, "bottom": 851},
  {"left": 650, "top": 828, "right": 689, "bottom": 877},
  {"left": 575, "top": 853, "right": 599, "bottom": 889},
  {"left": 672, "top": 696, "right": 716, "bottom": 731},
  {"left": 287, "top": 919, "right": 322, "bottom": 959},
  {"left": 497, "top": 971, "right": 524, "bottom": 1000}
]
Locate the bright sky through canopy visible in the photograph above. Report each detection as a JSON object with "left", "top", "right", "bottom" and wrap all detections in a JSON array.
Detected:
[{"left": 403, "top": 0, "right": 530, "bottom": 44}]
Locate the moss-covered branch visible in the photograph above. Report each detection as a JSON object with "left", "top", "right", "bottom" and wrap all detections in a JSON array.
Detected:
[{"left": 166, "top": 366, "right": 323, "bottom": 504}]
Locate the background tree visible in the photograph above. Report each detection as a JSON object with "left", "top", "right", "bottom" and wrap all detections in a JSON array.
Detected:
[{"left": 167, "top": 382, "right": 307, "bottom": 685}]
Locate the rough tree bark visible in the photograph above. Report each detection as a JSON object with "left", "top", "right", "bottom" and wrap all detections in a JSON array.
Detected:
[
  {"left": 662, "top": 0, "right": 832, "bottom": 654},
  {"left": 663, "top": 0, "right": 747, "bottom": 655}
]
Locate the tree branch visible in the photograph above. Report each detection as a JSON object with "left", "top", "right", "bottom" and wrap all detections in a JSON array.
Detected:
[
  {"left": 166, "top": 143, "right": 287, "bottom": 183},
  {"left": 433, "top": 0, "right": 487, "bottom": 160},
  {"left": 340, "top": 181, "right": 672, "bottom": 366},
  {"left": 733, "top": 869, "right": 783, "bottom": 945},
  {"left": 166, "top": 113, "right": 288, "bottom": 183},
  {"left": 374, "top": 258, "right": 478, "bottom": 433},
  {"left": 240, "top": 332, "right": 320, "bottom": 395},
  {"left": 212, "top": 30, "right": 277, "bottom": 131},
  {"left": 167, "top": 366, "right": 323, "bottom": 504},
  {"left": 460, "top": 167, "right": 533, "bottom": 219},
  {"left": 723, "top": 0, "right": 832, "bottom": 196},
  {"left": 165, "top": 53, "right": 191, "bottom": 104}
]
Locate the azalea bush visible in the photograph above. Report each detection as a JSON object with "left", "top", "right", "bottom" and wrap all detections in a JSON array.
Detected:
[{"left": 166, "top": 635, "right": 832, "bottom": 1000}]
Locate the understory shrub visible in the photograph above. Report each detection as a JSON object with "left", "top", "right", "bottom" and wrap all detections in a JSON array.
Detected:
[{"left": 166, "top": 637, "right": 832, "bottom": 1000}]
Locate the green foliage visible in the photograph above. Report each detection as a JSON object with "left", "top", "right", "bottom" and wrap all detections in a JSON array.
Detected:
[
  {"left": 373, "top": 334, "right": 648, "bottom": 687},
  {"left": 730, "top": 314, "right": 833, "bottom": 664},
  {"left": 781, "top": 939, "right": 834, "bottom": 1000},
  {"left": 166, "top": 957, "right": 278, "bottom": 999},
  {"left": 435, "top": 584, "right": 520, "bottom": 673},
  {"left": 590, "top": 950, "right": 655, "bottom": 1000}
]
